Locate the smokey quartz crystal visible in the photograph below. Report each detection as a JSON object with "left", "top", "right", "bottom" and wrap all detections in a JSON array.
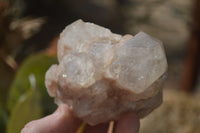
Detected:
[{"left": 45, "top": 19, "right": 167, "bottom": 125}]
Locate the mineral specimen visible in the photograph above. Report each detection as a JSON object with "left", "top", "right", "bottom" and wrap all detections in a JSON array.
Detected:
[{"left": 45, "top": 19, "right": 167, "bottom": 125}]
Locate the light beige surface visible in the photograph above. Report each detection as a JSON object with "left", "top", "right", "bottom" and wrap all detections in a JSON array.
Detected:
[{"left": 140, "top": 89, "right": 200, "bottom": 133}]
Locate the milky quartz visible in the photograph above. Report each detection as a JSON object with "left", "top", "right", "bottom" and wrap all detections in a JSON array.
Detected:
[{"left": 45, "top": 19, "right": 167, "bottom": 125}]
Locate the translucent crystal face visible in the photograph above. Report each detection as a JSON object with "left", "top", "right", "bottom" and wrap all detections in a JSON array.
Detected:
[
  {"left": 109, "top": 32, "right": 167, "bottom": 93},
  {"left": 61, "top": 53, "right": 95, "bottom": 88},
  {"left": 89, "top": 40, "right": 114, "bottom": 69},
  {"left": 45, "top": 19, "right": 167, "bottom": 125}
]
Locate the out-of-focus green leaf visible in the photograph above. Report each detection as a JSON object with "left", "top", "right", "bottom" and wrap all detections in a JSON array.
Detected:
[
  {"left": 7, "top": 89, "right": 42, "bottom": 133},
  {"left": 0, "top": 104, "right": 8, "bottom": 133},
  {"left": 7, "top": 53, "right": 57, "bottom": 113}
]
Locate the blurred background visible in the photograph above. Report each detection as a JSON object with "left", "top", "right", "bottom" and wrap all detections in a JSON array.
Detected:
[{"left": 0, "top": 0, "right": 199, "bottom": 133}]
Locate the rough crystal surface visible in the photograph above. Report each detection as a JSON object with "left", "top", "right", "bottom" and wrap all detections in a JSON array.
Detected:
[{"left": 45, "top": 19, "right": 167, "bottom": 125}]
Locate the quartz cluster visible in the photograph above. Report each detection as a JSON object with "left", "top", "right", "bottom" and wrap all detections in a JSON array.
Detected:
[{"left": 45, "top": 19, "right": 167, "bottom": 125}]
